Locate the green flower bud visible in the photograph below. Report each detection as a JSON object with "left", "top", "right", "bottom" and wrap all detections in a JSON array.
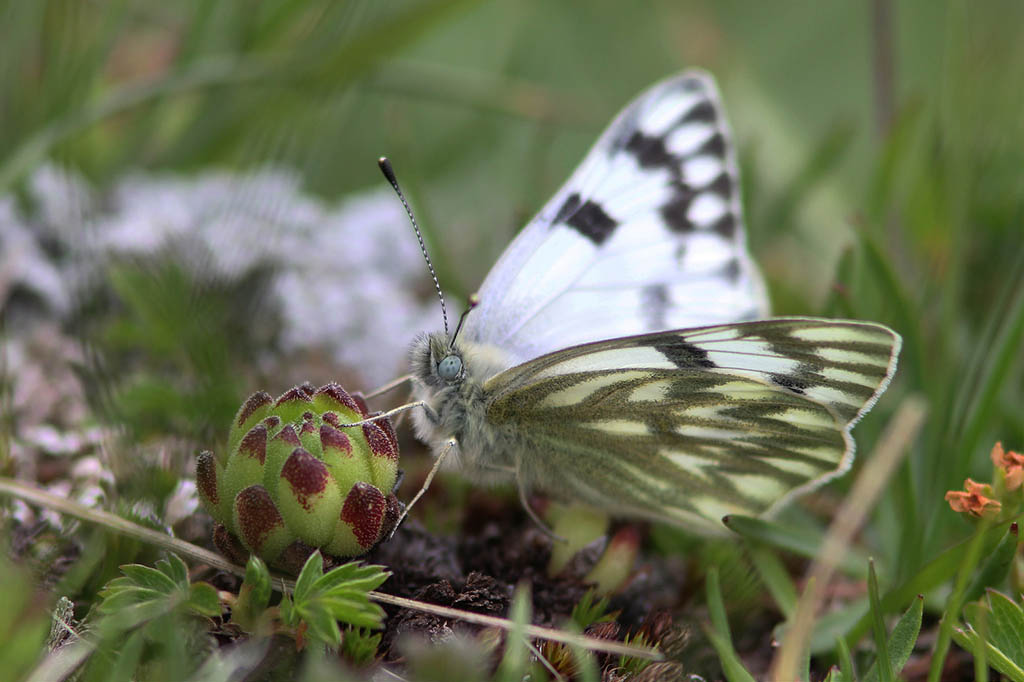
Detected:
[{"left": 197, "top": 382, "right": 401, "bottom": 571}]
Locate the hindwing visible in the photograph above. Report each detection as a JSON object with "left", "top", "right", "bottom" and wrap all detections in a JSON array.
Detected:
[{"left": 482, "top": 318, "right": 901, "bottom": 530}]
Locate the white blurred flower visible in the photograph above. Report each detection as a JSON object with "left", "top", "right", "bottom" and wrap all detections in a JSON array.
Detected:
[
  {"left": 0, "top": 198, "right": 70, "bottom": 315},
  {"left": 8, "top": 164, "right": 441, "bottom": 387}
]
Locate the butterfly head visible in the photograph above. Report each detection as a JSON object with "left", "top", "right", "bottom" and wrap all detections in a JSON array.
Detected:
[
  {"left": 412, "top": 332, "right": 466, "bottom": 389},
  {"left": 421, "top": 294, "right": 478, "bottom": 387}
]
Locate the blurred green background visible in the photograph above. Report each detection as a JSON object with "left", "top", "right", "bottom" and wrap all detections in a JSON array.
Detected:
[
  {"left": 6, "top": 0, "right": 1021, "bottom": 293},
  {"left": 2, "top": 0, "right": 1023, "bottom": 619}
]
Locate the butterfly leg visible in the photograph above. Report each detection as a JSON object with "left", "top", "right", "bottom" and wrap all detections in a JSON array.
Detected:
[
  {"left": 516, "top": 471, "right": 567, "bottom": 543},
  {"left": 336, "top": 400, "right": 427, "bottom": 427},
  {"left": 396, "top": 437, "right": 457, "bottom": 528}
]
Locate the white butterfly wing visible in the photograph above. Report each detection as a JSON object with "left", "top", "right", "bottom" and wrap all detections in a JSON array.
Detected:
[
  {"left": 483, "top": 319, "right": 901, "bottom": 531},
  {"left": 464, "top": 70, "right": 768, "bottom": 369}
]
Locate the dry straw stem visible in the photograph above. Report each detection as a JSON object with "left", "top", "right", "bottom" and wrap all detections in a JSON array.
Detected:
[
  {"left": 0, "top": 477, "right": 662, "bottom": 662},
  {"left": 770, "top": 396, "right": 928, "bottom": 680}
]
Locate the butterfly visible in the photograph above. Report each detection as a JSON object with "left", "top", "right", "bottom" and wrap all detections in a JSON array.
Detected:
[{"left": 378, "top": 70, "right": 900, "bottom": 534}]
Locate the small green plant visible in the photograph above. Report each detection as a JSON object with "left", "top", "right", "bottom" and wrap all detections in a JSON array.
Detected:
[
  {"left": 95, "top": 554, "right": 221, "bottom": 623},
  {"left": 954, "top": 589, "right": 1024, "bottom": 682},
  {"left": 196, "top": 383, "right": 402, "bottom": 572},
  {"left": 341, "top": 627, "right": 384, "bottom": 667},
  {"left": 278, "top": 551, "right": 389, "bottom": 650},
  {"left": 230, "top": 555, "right": 273, "bottom": 633},
  {"left": 569, "top": 589, "right": 614, "bottom": 630},
  {"left": 617, "top": 630, "right": 656, "bottom": 676},
  {"left": 80, "top": 554, "right": 222, "bottom": 681}
]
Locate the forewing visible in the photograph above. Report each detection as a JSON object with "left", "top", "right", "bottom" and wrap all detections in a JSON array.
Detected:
[
  {"left": 464, "top": 70, "right": 768, "bottom": 368},
  {"left": 483, "top": 318, "right": 901, "bottom": 532}
]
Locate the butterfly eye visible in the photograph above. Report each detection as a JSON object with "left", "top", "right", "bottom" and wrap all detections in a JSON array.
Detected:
[{"left": 437, "top": 354, "right": 463, "bottom": 382}]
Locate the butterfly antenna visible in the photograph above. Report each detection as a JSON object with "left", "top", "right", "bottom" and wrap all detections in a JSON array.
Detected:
[
  {"left": 449, "top": 293, "right": 478, "bottom": 349},
  {"left": 378, "top": 156, "right": 449, "bottom": 337}
]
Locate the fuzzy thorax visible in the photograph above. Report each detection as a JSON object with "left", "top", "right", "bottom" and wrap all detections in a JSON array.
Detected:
[{"left": 409, "top": 332, "right": 517, "bottom": 485}]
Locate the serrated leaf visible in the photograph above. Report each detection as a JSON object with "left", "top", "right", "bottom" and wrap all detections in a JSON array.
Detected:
[
  {"left": 187, "top": 582, "right": 222, "bottom": 617},
  {"left": 292, "top": 551, "right": 325, "bottom": 603},
  {"left": 118, "top": 564, "right": 179, "bottom": 593},
  {"left": 980, "top": 590, "right": 1024, "bottom": 665},
  {"left": 284, "top": 559, "right": 389, "bottom": 644},
  {"left": 341, "top": 627, "right": 383, "bottom": 667},
  {"left": 300, "top": 605, "right": 342, "bottom": 647},
  {"left": 313, "top": 562, "right": 389, "bottom": 594},
  {"left": 161, "top": 554, "right": 190, "bottom": 586},
  {"left": 96, "top": 584, "right": 164, "bottom": 613},
  {"left": 952, "top": 625, "right": 1024, "bottom": 682},
  {"left": 96, "top": 553, "right": 219, "bottom": 629},
  {"left": 315, "top": 602, "right": 384, "bottom": 629}
]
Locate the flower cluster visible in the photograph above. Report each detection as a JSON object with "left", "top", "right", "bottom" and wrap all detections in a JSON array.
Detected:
[
  {"left": 990, "top": 442, "right": 1024, "bottom": 491},
  {"left": 197, "top": 382, "right": 401, "bottom": 572},
  {"left": 4, "top": 165, "right": 438, "bottom": 386},
  {"left": 945, "top": 442, "right": 1023, "bottom": 519},
  {"left": 945, "top": 479, "right": 1001, "bottom": 519}
]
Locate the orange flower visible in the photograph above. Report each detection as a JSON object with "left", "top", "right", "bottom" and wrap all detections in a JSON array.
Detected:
[
  {"left": 945, "top": 478, "right": 1002, "bottom": 518},
  {"left": 990, "top": 442, "right": 1024, "bottom": 491}
]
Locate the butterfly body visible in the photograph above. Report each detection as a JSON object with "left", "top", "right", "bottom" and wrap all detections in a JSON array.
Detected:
[
  {"left": 402, "top": 71, "right": 901, "bottom": 533},
  {"left": 410, "top": 332, "right": 521, "bottom": 487}
]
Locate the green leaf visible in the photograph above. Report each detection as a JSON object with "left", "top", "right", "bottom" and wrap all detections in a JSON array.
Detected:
[
  {"left": 95, "top": 554, "right": 220, "bottom": 629},
  {"left": 285, "top": 559, "right": 389, "bottom": 646},
  {"left": 867, "top": 561, "right": 894, "bottom": 682},
  {"left": 836, "top": 636, "right": 856, "bottom": 682},
  {"left": 117, "top": 564, "right": 178, "bottom": 595},
  {"left": 302, "top": 604, "right": 342, "bottom": 647},
  {"left": 495, "top": 585, "right": 531, "bottom": 682},
  {"left": 341, "top": 627, "right": 382, "bottom": 667},
  {"left": 292, "top": 551, "right": 325, "bottom": 604},
  {"left": 964, "top": 523, "right": 1020, "bottom": 603},
  {"left": 846, "top": 520, "right": 1012, "bottom": 646},
  {"left": 564, "top": 621, "right": 602, "bottom": 682},
  {"left": 187, "top": 582, "right": 222, "bottom": 617},
  {"left": 105, "top": 629, "right": 146, "bottom": 682},
  {"left": 162, "top": 553, "right": 190, "bottom": 586},
  {"left": 978, "top": 590, "right": 1024, "bottom": 666},
  {"left": 234, "top": 555, "right": 272, "bottom": 631},
  {"left": 950, "top": 618, "right": 1024, "bottom": 679},
  {"left": 570, "top": 589, "right": 613, "bottom": 629},
  {"left": 749, "top": 546, "right": 798, "bottom": 619},
  {"left": 703, "top": 625, "right": 756, "bottom": 682},
  {"left": 822, "top": 667, "right": 846, "bottom": 682},
  {"left": 706, "top": 567, "right": 730, "bottom": 641},
  {"left": 705, "top": 567, "right": 756, "bottom": 682},
  {"left": 312, "top": 561, "right": 389, "bottom": 595},
  {"left": 863, "top": 594, "right": 924, "bottom": 682}
]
